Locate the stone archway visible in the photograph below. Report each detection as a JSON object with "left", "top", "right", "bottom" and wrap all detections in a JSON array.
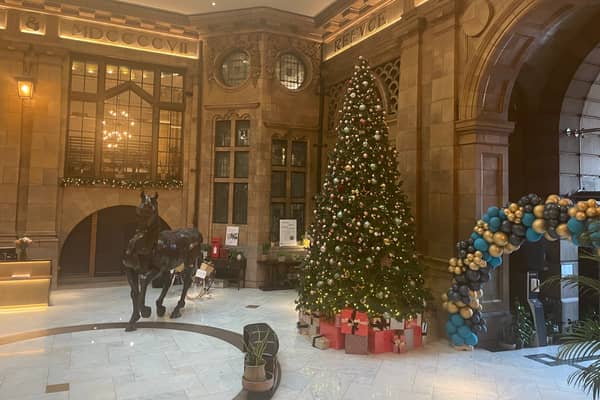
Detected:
[{"left": 454, "top": 0, "right": 600, "bottom": 345}]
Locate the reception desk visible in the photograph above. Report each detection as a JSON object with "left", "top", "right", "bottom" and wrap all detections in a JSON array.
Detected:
[{"left": 0, "top": 260, "right": 52, "bottom": 309}]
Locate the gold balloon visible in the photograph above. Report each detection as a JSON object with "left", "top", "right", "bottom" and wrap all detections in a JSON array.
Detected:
[
  {"left": 469, "top": 298, "right": 480, "bottom": 309},
  {"left": 509, "top": 203, "right": 519, "bottom": 212},
  {"left": 441, "top": 293, "right": 449, "bottom": 302},
  {"left": 576, "top": 211, "right": 587, "bottom": 221},
  {"left": 493, "top": 232, "right": 508, "bottom": 247},
  {"left": 515, "top": 210, "right": 523, "bottom": 218},
  {"left": 456, "top": 301, "right": 466, "bottom": 308},
  {"left": 473, "top": 256, "right": 482, "bottom": 265},
  {"left": 448, "top": 266, "right": 455, "bottom": 273},
  {"left": 556, "top": 223, "right": 570, "bottom": 238},
  {"left": 507, "top": 214, "right": 515, "bottom": 222},
  {"left": 466, "top": 253, "right": 474, "bottom": 261},
  {"left": 442, "top": 301, "right": 448, "bottom": 310},
  {"left": 505, "top": 243, "right": 519, "bottom": 253},
  {"left": 448, "top": 303, "right": 459, "bottom": 313},
  {"left": 483, "top": 230, "right": 494, "bottom": 243},
  {"left": 568, "top": 207, "right": 578, "bottom": 217},
  {"left": 587, "top": 207, "right": 598, "bottom": 218},
  {"left": 478, "top": 304, "right": 483, "bottom": 311},
  {"left": 532, "top": 219, "right": 546, "bottom": 234},
  {"left": 454, "top": 267, "right": 462, "bottom": 275},
  {"left": 559, "top": 198, "right": 572, "bottom": 207},
  {"left": 544, "top": 232, "right": 558, "bottom": 242},
  {"left": 577, "top": 201, "right": 588, "bottom": 212},
  {"left": 457, "top": 259, "right": 463, "bottom": 266},
  {"left": 460, "top": 307, "right": 474, "bottom": 319},
  {"left": 474, "top": 251, "right": 483, "bottom": 258},
  {"left": 477, "top": 289, "right": 484, "bottom": 298},
  {"left": 449, "top": 257, "right": 458, "bottom": 266},
  {"left": 468, "top": 290, "right": 477, "bottom": 298},
  {"left": 546, "top": 194, "right": 560, "bottom": 203},
  {"left": 588, "top": 199, "right": 597, "bottom": 208},
  {"left": 534, "top": 205, "right": 545, "bottom": 218},
  {"left": 468, "top": 262, "right": 479, "bottom": 271},
  {"left": 489, "top": 244, "right": 504, "bottom": 258}
]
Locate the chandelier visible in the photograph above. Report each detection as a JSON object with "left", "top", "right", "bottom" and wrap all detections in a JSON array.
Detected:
[{"left": 102, "top": 109, "right": 134, "bottom": 149}]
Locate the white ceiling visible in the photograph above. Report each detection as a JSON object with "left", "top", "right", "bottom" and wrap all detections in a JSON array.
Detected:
[{"left": 118, "top": 0, "right": 337, "bottom": 17}]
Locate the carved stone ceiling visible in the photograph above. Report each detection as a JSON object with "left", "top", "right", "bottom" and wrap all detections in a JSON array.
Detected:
[{"left": 117, "top": 0, "right": 337, "bottom": 16}]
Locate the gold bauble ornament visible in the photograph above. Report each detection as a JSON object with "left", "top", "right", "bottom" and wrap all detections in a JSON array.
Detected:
[
  {"left": 488, "top": 244, "right": 503, "bottom": 258},
  {"left": 493, "top": 232, "right": 508, "bottom": 247},
  {"left": 534, "top": 205, "right": 545, "bottom": 218},
  {"left": 556, "top": 223, "right": 570, "bottom": 238},
  {"left": 576, "top": 211, "right": 587, "bottom": 221},
  {"left": 483, "top": 230, "right": 494, "bottom": 243},
  {"left": 449, "top": 258, "right": 458, "bottom": 266},
  {"left": 447, "top": 303, "right": 459, "bottom": 313},
  {"left": 344, "top": 164, "right": 353, "bottom": 172},
  {"left": 544, "top": 232, "right": 558, "bottom": 242},
  {"left": 460, "top": 307, "right": 474, "bottom": 319},
  {"left": 532, "top": 219, "right": 546, "bottom": 234}
]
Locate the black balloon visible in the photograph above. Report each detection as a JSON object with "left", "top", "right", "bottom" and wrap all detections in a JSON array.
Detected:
[
  {"left": 512, "top": 224, "right": 526, "bottom": 237},
  {"left": 501, "top": 221, "right": 513, "bottom": 234},
  {"left": 459, "top": 250, "right": 467, "bottom": 258},
  {"left": 448, "top": 291, "right": 460, "bottom": 302},
  {"left": 473, "top": 324, "right": 483, "bottom": 332},
  {"left": 471, "top": 314, "right": 481, "bottom": 324},
  {"left": 455, "top": 275, "right": 466, "bottom": 284},
  {"left": 509, "top": 234, "right": 523, "bottom": 246},
  {"left": 452, "top": 284, "right": 459, "bottom": 292},
  {"left": 479, "top": 269, "right": 491, "bottom": 283},
  {"left": 467, "top": 246, "right": 476, "bottom": 254},
  {"left": 461, "top": 296, "right": 471, "bottom": 305},
  {"left": 459, "top": 285, "right": 470, "bottom": 296},
  {"left": 467, "top": 238, "right": 474, "bottom": 245},
  {"left": 466, "top": 270, "right": 480, "bottom": 282},
  {"left": 524, "top": 205, "right": 533, "bottom": 213},
  {"left": 469, "top": 282, "right": 481, "bottom": 291}
]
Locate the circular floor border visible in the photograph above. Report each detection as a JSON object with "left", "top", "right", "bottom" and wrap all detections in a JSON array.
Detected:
[{"left": 0, "top": 321, "right": 281, "bottom": 400}]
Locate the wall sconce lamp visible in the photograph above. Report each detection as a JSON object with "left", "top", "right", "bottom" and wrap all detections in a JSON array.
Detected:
[{"left": 16, "top": 78, "right": 34, "bottom": 98}]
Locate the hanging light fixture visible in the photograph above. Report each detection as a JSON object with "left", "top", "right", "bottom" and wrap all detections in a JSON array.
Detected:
[{"left": 16, "top": 78, "right": 34, "bottom": 98}]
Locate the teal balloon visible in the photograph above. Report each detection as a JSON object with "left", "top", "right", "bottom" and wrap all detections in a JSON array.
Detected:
[
  {"left": 450, "top": 314, "right": 465, "bottom": 327},
  {"left": 464, "top": 332, "right": 478, "bottom": 346},
  {"left": 451, "top": 333, "right": 465, "bottom": 346},
  {"left": 483, "top": 252, "right": 491, "bottom": 262},
  {"left": 489, "top": 256, "right": 502, "bottom": 269},
  {"left": 446, "top": 321, "right": 457, "bottom": 335},
  {"left": 474, "top": 238, "right": 489, "bottom": 252},
  {"left": 526, "top": 228, "right": 543, "bottom": 242},
  {"left": 487, "top": 207, "right": 499, "bottom": 217},
  {"left": 471, "top": 232, "right": 481, "bottom": 241},
  {"left": 482, "top": 213, "right": 490, "bottom": 223},
  {"left": 522, "top": 213, "right": 535, "bottom": 227},
  {"left": 590, "top": 232, "right": 600, "bottom": 241},
  {"left": 568, "top": 218, "right": 584, "bottom": 235},
  {"left": 572, "top": 236, "right": 580, "bottom": 246},
  {"left": 589, "top": 221, "right": 600, "bottom": 232},
  {"left": 490, "top": 217, "right": 501, "bottom": 232},
  {"left": 499, "top": 209, "right": 507, "bottom": 220},
  {"left": 458, "top": 325, "right": 472, "bottom": 338}
]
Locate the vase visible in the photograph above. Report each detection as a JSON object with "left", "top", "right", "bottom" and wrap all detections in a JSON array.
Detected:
[{"left": 243, "top": 363, "right": 266, "bottom": 381}]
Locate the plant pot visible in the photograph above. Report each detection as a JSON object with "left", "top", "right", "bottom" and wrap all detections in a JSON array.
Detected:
[
  {"left": 244, "top": 363, "right": 266, "bottom": 382},
  {"left": 242, "top": 372, "right": 274, "bottom": 392}
]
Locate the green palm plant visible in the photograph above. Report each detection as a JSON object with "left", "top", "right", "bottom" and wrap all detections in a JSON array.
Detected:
[{"left": 544, "top": 265, "right": 600, "bottom": 399}]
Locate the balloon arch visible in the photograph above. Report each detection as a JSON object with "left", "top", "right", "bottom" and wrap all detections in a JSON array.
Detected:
[{"left": 443, "top": 193, "right": 599, "bottom": 348}]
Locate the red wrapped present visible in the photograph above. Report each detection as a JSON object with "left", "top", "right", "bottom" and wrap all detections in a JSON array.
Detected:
[
  {"left": 345, "top": 334, "right": 368, "bottom": 355},
  {"left": 405, "top": 326, "right": 422, "bottom": 348},
  {"left": 404, "top": 314, "right": 422, "bottom": 329},
  {"left": 368, "top": 328, "right": 394, "bottom": 354},
  {"left": 319, "top": 319, "right": 344, "bottom": 349},
  {"left": 340, "top": 308, "right": 368, "bottom": 336}
]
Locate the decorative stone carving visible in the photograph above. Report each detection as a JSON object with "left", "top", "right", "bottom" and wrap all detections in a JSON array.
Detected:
[
  {"left": 206, "top": 33, "right": 261, "bottom": 88},
  {"left": 326, "top": 80, "right": 348, "bottom": 135},
  {"left": 265, "top": 33, "right": 321, "bottom": 92},
  {"left": 460, "top": 0, "right": 492, "bottom": 38},
  {"left": 373, "top": 58, "right": 400, "bottom": 116}
]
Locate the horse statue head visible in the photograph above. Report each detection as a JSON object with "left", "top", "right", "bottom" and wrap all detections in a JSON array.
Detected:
[{"left": 136, "top": 191, "right": 159, "bottom": 232}]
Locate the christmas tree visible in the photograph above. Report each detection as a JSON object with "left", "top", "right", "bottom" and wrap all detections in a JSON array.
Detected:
[{"left": 297, "top": 56, "right": 428, "bottom": 320}]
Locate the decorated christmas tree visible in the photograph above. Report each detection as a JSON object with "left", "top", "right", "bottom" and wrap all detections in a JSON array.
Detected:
[{"left": 297, "top": 57, "right": 428, "bottom": 320}]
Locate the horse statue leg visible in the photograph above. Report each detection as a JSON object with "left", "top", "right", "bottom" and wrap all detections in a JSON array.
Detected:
[
  {"left": 125, "top": 268, "right": 140, "bottom": 332},
  {"left": 138, "top": 269, "right": 161, "bottom": 318},
  {"left": 155, "top": 269, "right": 172, "bottom": 317},
  {"left": 170, "top": 263, "right": 194, "bottom": 318}
]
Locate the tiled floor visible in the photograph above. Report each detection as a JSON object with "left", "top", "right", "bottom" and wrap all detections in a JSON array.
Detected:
[{"left": 0, "top": 286, "right": 593, "bottom": 399}]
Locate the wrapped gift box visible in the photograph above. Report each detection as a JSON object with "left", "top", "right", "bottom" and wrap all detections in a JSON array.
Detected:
[
  {"left": 297, "top": 322, "right": 309, "bottom": 335},
  {"left": 392, "top": 333, "right": 407, "bottom": 353},
  {"left": 404, "top": 314, "right": 422, "bottom": 329},
  {"left": 340, "top": 308, "right": 369, "bottom": 336},
  {"left": 319, "top": 320, "right": 344, "bottom": 349},
  {"left": 368, "top": 328, "right": 394, "bottom": 354},
  {"left": 345, "top": 334, "right": 368, "bottom": 355},
  {"left": 312, "top": 335, "right": 330, "bottom": 350},
  {"left": 390, "top": 318, "right": 405, "bottom": 330},
  {"left": 404, "top": 326, "right": 422, "bottom": 349}
]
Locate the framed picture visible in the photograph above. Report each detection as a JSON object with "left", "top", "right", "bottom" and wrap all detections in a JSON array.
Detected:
[
  {"left": 225, "top": 226, "right": 239, "bottom": 246},
  {"left": 279, "top": 219, "right": 297, "bottom": 246}
]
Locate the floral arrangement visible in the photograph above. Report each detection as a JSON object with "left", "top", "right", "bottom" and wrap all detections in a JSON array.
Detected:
[{"left": 15, "top": 236, "right": 32, "bottom": 250}]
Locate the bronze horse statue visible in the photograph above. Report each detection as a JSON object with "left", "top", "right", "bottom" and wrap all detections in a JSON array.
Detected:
[{"left": 122, "top": 191, "right": 202, "bottom": 331}]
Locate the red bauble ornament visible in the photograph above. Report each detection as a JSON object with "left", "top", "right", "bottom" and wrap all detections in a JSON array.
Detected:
[{"left": 360, "top": 119, "right": 366, "bottom": 125}]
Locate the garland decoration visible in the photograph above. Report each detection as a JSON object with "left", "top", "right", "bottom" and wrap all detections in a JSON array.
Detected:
[{"left": 59, "top": 176, "right": 183, "bottom": 190}]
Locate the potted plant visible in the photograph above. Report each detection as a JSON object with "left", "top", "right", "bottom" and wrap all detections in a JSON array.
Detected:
[
  {"left": 258, "top": 242, "right": 271, "bottom": 262},
  {"left": 242, "top": 329, "right": 273, "bottom": 392}
]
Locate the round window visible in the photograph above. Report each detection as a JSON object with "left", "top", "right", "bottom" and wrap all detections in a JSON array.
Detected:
[
  {"left": 276, "top": 53, "right": 306, "bottom": 90},
  {"left": 220, "top": 50, "right": 250, "bottom": 87}
]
